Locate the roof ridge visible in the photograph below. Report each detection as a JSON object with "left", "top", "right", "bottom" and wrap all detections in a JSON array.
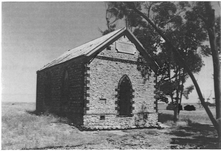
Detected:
[
  {"left": 85, "top": 27, "right": 126, "bottom": 56},
  {"left": 70, "top": 27, "right": 126, "bottom": 53}
]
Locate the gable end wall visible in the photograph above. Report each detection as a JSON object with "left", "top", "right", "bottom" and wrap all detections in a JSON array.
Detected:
[{"left": 83, "top": 42, "right": 158, "bottom": 129}]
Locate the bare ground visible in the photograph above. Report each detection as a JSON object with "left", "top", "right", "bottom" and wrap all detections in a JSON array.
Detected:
[{"left": 1, "top": 102, "right": 218, "bottom": 149}]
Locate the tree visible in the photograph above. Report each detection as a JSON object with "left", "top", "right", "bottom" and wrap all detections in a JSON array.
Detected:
[
  {"left": 103, "top": 1, "right": 221, "bottom": 147},
  {"left": 104, "top": 2, "right": 205, "bottom": 121},
  {"left": 192, "top": 2, "right": 221, "bottom": 147},
  {"left": 181, "top": 2, "right": 220, "bottom": 147}
]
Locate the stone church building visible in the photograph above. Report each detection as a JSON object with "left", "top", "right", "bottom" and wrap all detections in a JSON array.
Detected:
[{"left": 36, "top": 27, "right": 159, "bottom": 129}]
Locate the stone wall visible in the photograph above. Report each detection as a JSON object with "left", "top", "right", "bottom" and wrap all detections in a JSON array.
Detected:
[
  {"left": 83, "top": 38, "right": 158, "bottom": 129},
  {"left": 36, "top": 57, "right": 85, "bottom": 125}
]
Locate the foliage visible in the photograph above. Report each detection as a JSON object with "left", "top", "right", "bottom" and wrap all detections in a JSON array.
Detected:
[
  {"left": 189, "top": 3, "right": 220, "bottom": 140},
  {"left": 184, "top": 2, "right": 220, "bottom": 57},
  {"left": 104, "top": 2, "right": 206, "bottom": 106},
  {"left": 183, "top": 85, "right": 195, "bottom": 99}
]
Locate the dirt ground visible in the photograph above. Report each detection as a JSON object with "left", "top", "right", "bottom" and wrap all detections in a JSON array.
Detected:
[
  {"left": 2, "top": 102, "right": 219, "bottom": 149},
  {"left": 28, "top": 123, "right": 217, "bottom": 149},
  {"left": 60, "top": 122, "right": 217, "bottom": 149}
]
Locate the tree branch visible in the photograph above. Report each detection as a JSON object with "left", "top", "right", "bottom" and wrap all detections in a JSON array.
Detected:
[
  {"left": 128, "top": 3, "right": 219, "bottom": 131},
  {"left": 159, "top": 10, "right": 185, "bottom": 27},
  {"left": 197, "top": 13, "right": 207, "bottom": 23}
]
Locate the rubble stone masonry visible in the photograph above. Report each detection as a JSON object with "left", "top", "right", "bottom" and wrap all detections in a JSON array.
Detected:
[{"left": 83, "top": 41, "right": 158, "bottom": 129}]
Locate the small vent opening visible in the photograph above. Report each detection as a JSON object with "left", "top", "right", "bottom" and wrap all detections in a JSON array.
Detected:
[{"left": 100, "top": 115, "right": 105, "bottom": 120}]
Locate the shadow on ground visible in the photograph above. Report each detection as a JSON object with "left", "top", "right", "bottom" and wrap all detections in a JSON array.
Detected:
[
  {"left": 158, "top": 113, "right": 174, "bottom": 123},
  {"left": 169, "top": 122, "right": 218, "bottom": 149},
  {"left": 26, "top": 110, "right": 73, "bottom": 125},
  {"left": 26, "top": 110, "right": 40, "bottom": 115}
]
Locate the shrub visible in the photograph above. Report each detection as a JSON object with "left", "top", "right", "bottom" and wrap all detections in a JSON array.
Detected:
[{"left": 184, "top": 105, "right": 196, "bottom": 111}]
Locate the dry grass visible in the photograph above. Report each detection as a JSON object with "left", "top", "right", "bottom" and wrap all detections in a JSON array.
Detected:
[
  {"left": 2, "top": 102, "right": 104, "bottom": 149},
  {"left": 160, "top": 108, "right": 216, "bottom": 124},
  {"left": 1, "top": 102, "right": 219, "bottom": 149}
]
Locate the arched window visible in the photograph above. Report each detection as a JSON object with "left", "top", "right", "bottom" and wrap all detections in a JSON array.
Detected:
[
  {"left": 61, "top": 69, "right": 70, "bottom": 112},
  {"left": 117, "top": 75, "right": 133, "bottom": 116},
  {"left": 45, "top": 72, "right": 52, "bottom": 106}
]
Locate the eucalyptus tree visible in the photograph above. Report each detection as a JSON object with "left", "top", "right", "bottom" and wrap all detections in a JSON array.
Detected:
[
  {"left": 103, "top": 1, "right": 221, "bottom": 147},
  {"left": 189, "top": 2, "right": 221, "bottom": 147},
  {"left": 104, "top": 2, "right": 205, "bottom": 121}
]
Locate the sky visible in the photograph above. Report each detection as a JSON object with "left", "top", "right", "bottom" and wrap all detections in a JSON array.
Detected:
[
  {"left": 1, "top": 2, "right": 220, "bottom": 103},
  {"left": 2, "top": 2, "right": 108, "bottom": 102}
]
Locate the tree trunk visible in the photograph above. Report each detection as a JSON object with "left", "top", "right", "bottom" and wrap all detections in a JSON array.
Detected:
[
  {"left": 208, "top": 21, "right": 221, "bottom": 148},
  {"left": 204, "top": 2, "right": 221, "bottom": 148},
  {"left": 131, "top": 5, "right": 219, "bottom": 132},
  {"left": 173, "top": 99, "right": 179, "bottom": 122},
  {"left": 173, "top": 67, "right": 179, "bottom": 122},
  {"left": 219, "top": 119, "right": 221, "bottom": 148}
]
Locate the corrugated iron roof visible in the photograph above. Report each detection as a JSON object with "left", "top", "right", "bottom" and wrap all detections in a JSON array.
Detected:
[
  {"left": 40, "top": 28, "right": 126, "bottom": 70},
  {"left": 39, "top": 27, "right": 160, "bottom": 72}
]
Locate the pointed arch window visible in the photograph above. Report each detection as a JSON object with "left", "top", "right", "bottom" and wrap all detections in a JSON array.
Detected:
[{"left": 117, "top": 75, "right": 134, "bottom": 116}]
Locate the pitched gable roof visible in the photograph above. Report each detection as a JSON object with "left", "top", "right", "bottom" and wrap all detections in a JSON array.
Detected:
[{"left": 39, "top": 27, "right": 159, "bottom": 72}]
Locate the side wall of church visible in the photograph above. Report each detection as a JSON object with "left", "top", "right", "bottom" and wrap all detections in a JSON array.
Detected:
[{"left": 36, "top": 57, "right": 85, "bottom": 125}]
